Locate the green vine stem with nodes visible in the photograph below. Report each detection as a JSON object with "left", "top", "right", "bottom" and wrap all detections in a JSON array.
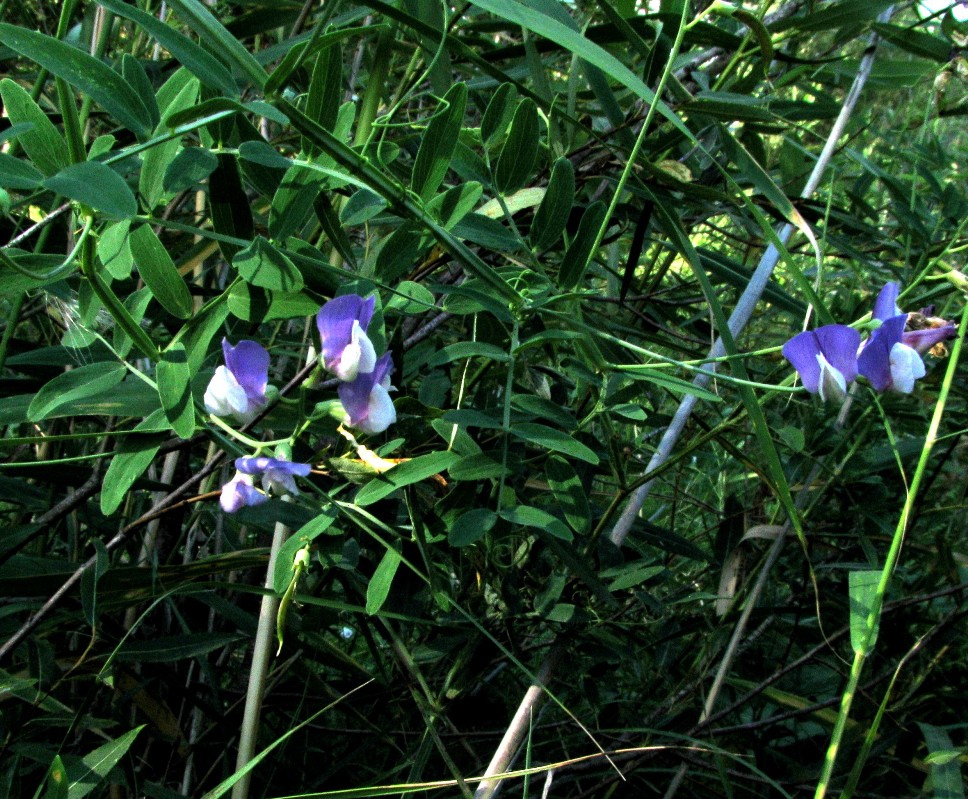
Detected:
[{"left": 814, "top": 298, "right": 968, "bottom": 799}]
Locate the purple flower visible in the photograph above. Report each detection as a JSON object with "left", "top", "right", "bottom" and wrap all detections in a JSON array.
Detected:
[
  {"left": 782, "top": 325, "right": 861, "bottom": 403},
  {"left": 872, "top": 282, "right": 956, "bottom": 355},
  {"left": 903, "top": 321, "right": 957, "bottom": 354},
  {"left": 338, "top": 352, "right": 396, "bottom": 434},
  {"left": 235, "top": 456, "right": 312, "bottom": 496},
  {"left": 872, "top": 282, "right": 902, "bottom": 322},
  {"left": 858, "top": 315, "right": 925, "bottom": 393},
  {"left": 317, "top": 295, "right": 378, "bottom": 381},
  {"left": 220, "top": 472, "right": 268, "bottom": 513},
  {"left": 204, "top": 339, "right": 270, "bottom": 424}
]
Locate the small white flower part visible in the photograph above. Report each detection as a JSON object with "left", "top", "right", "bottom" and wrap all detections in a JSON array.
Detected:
[
  {"left": 204, "top": 365, "right": 251, "bottom": 419},
  {"left": 815, "top": 353, "right": 848, "bottom": 403},
  {"left": 203, "top": 339, "right": 270, "bottom": 425},
  {"left": 888, "top": 342, "right": 925, "bottom": 394},
  {"left": 332, "top": 320, "right": 378, "bottom": 382},
  {"left": 220, "top": 472, "right": 268, "bottom": 513},
  {"left": 235, "top": 456, "right": 312, "bottom": 497}
]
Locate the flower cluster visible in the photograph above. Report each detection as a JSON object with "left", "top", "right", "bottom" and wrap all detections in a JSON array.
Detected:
[
  {"left": 220, "top": 456, "right": 312, "bottom": 512},
  {"left": 316, "top": 294, "right": 397, "bottom": 434},
  {"left": 203, "top": 293, "right": 397, "bottom": 512},
  {"left": 783, "top": 283, "right": 956, "bottom": 403}
]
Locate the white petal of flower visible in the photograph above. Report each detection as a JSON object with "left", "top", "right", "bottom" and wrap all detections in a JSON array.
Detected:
[
  {"left": 888, "top": 343, "right": 925, "bottom": 394},
  {"left": 359, "top": 385, "right": 397, "bottom": 434},
  {"left": 333, "top": 321, "right": 378, "bottom": 382},
  {"left": 816, "top": 353, "right": 847, "bottom": 403},
  {"left": 204, "top": 366, "right": 250, "bottom": 418}
]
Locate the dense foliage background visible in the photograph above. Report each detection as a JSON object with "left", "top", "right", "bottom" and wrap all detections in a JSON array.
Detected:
[{"left": 1, "top": 1, "right": 967, "bottom": 797}]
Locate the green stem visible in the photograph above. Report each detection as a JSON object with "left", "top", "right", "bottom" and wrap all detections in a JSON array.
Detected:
[
  {"left": 0, "top": 291, "right": 25, "bottom": 376},
  {"left": 232, "top": 509, "right": 292, "bottom": 799},
  {"left": 79, "top": 230, "right": 161, "bottom": 361},
  {"left": 814, "top": 299, "right": 968, "bottom": 798},
  {"left": 580, "top": 0, "right": 689, "bottom": 282},
  {"left": 353, "top": 26, "right": 393, "bottom": 147},
  {"left": 496, "top": 318, "right": 519, "bottom": 511}
]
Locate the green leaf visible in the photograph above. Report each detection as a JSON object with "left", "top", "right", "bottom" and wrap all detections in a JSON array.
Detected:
[
  {"left": 272, "top": 507, "right": 340, "bottom": 593},
  {"left": 499, "top": 505, "right": 573, "bottom": 541},
  {"left": 481, "top": 82, "right": 518, "bottom": 148},
  {"left": 269, "top": 165, "right": 320, "bottom": 241},
  {"left": 115, "top": 633, "right": 244, "bottom": 662},
  {"left": 44, "top": 161, "right": 137, "bottom": 220},
  {"left": 355, "top": 451, "right": 460, "bottom": 506},
  {"left": 129, "top": 223, "right": 194, "bottom": 319},
  {"left": 233, "top": 235, "right": 304, "bottom": 292},
  {"left": 157, "top": 342, "right": 195, "bottom": 439},
  {"left": 98, "top": 220, "right": 134, "bottom": 280},
  {"left": 511, "top": 422, "right": 599, "bottom": 464},
  {"left": 605, "top": 563, "right": 665, "bottom": 591},
  {"left": 80, "top": 539, "right": 110, "bottom": 626},
  {"left": 98, "top": 0, "right": 238, "bottom": 95},
  {"left": 313, "top": 192, "right": 357, "bottom": 267},
  {"left": 545, "top": 456, "right": 590, "bottom": 535},
  {"left": 44, "top": 755, "right": 69, "bottom": 799},
  {"left": 182, "top": 297, "right": 230, "bottom": 374},
  {"left": 774, "top": 0, "right": 895, "bottom": 32},
  {"left": 27, "top": 362, "right": 127, "bottom": 422},
  {"left": 448, "top": 453, "right": 507, "bottom": 481},
  {"left": 849, "top": 570, "right": 881, "bottom": 655},
  {"left": 427, "top": 181, "right": 483, "bottom": 230},
  {"left": 559, "top": 201, "right": 606, "bottom": 289},
  {"left": 366, "top": 544, "right": 401, "bottom": 615},
  {"left": 264, "top": 26, "right": 372, "bottom": 98},
  {"left": 342, "top": 189, "right": 389, "bottom": 226},
  {"left": 375, "top": 224, "right": 433, "bottom": 283},
  {"left": 68, "top": 726, "right": 145, "bottom": 799},
  {"left": 495, "top": 98, "right": 539, "bottom": 195},
  {"left": 227, "top": 283, "right": 320, "bottom": 322},
  {"left": 0, "top": 24, "right": 152, "bottom": 139},
  {"left": 0, "top": 78, "right": 68, "bottom": 175},
  {"left": 530, "top": 157, "right": 575, "bottom": 251},
  {"left": 0, "top": 152, "right": 44, "bottom": 190},
  {"left": 100, "top": 422, "right": 165, "bottom": 516},
  {"left": 448, "top": 508, "right": 497, "bottom": 546},
  {"left": 306, "top": 42, "right": 342, "bottom": 137},
  {"left": 617, "top": 365, "right": 725, "bottom": 402},
  {"left": 163, "top": 147, "right": 218, "bottom": 194},
  {"left": 140, "top": 73, "right": 200, "bottom": 209},
  {"left": 208, "top": 153, "right": 252, "bottom": 262},
  {"left": 238, "top": 140, "right": 292, "bottom": 171},
  {"left": 872, "top": 22, "right": 952, "bottom": 61},
  {"left": 428, "top": 342, "right": 510, "bottom": 368},
  {"left": 121, "top": 54, "right": 160, "bottom": 131},
  {"left": 471, "top": 0, "right": 689, "bottom": 139},
  {"left": 412, "top": 82, "right": 467, "bottom": 200},
  {"left": 385, "top": 281, "right": 435, "bottom": 315},
  {"left": 919, "top": 723, "right": 965, "bottom": 799},
  {"left": 167, "top": 0, "right": 267, "bottom": 90}
]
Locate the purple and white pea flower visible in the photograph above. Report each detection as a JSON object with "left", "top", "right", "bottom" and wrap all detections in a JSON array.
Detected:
[
  {"left": 204, "top": 339, "right": 270, "bottom": 425},
  {"left": 858, "top": 282, "right": 955, "bottom": 393},
  {"left": 317, "top": 294, "right": 378, "bottom": 382},
  {"left": 338, "top": 352, "right": 397, "bottom": 434},
  {"left": 220, "top": 472, "right": 269, "bottom": 513},
  {"left": 858, "top": 310, "right": 925, "bottom": 393},
  {"left": 235, "top": 455, "right": 312, "bottom": 496},
  {"left": 782, "top": 325, "right": 861, "bottom": 403},
  {"left": 219, "top": 456, "right": 312, "bottom": 514}
]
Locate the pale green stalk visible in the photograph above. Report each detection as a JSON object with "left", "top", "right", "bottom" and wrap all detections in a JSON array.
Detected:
[
  {"left": 813, "top": 299, "right": 968, "bottom": 799},
  {"left": 232, "top": 509, "right": 292, "bottom": 799}
]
